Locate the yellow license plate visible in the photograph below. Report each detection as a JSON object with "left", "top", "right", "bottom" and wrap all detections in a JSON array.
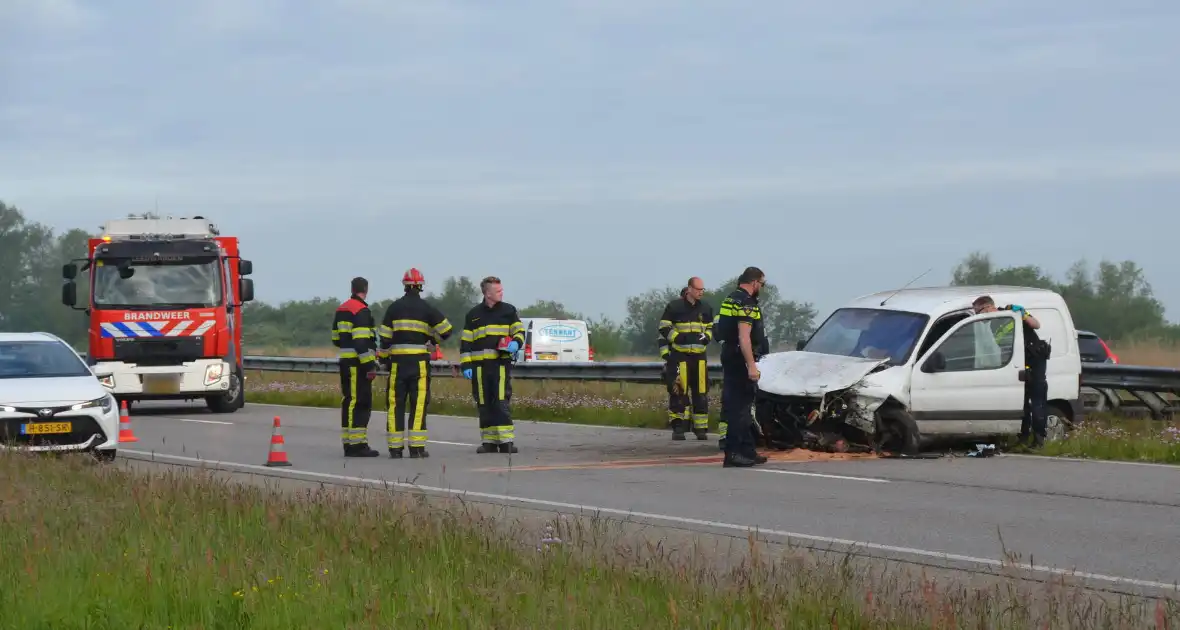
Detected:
[
  {"left": 535, "top": 352, "right": 558, "bottom": 360},
  {"left": 142, "top": 374, "right": 180, "bottom": 394},
  {"left": 23, "top": 422, "right": 71, "bottom": 435}
]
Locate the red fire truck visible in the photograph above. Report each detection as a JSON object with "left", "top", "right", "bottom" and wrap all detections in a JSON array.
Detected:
[{"left": 61, "top": 216, "right": 254, "bottom": 413}]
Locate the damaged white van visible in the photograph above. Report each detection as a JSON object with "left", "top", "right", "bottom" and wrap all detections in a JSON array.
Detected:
[{"left": 753, "top": 286, "right": 1083, "bottom": 454}]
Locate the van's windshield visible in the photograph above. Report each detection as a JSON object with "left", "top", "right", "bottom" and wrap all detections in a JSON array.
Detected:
[{"left": 801, "top": 308, "right": 929, "bottom": 366}]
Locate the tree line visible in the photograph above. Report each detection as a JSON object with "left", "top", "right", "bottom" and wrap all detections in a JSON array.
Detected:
[{"left": 3, "top": 199, "right": 1179, "bottom": 358}]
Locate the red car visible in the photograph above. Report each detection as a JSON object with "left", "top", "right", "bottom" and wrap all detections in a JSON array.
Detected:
[{"left": 1077, "top": 330, "right": 1118, "bottom": 364}]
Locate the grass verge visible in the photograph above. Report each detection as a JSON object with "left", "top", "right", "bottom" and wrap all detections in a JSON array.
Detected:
[
  {"left": 3, "top": 452, "right": 1177, "bottom": 628},
  {"left": 246, "top": 369, "right": 681, "bottom": 429},
  {"left": 245, "top": 370, "right": 1180, "bottom": 464}
]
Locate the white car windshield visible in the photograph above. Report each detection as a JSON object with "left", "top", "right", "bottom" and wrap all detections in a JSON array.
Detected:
[
  {"left": 92, "top": 259, "right": 222, "bottom": 309},
  {"left": 801, "top": 308, "right": 929, "bottom": 365},
  {"left": 0, "top": 341, "right": 92, "bottom": 380}
]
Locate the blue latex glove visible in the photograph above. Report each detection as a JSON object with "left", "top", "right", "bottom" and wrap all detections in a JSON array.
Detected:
[
  {"left": 462, "top": 368, "right": 473, "bottom": 379},
  {"left": 1008, "top": 304, "right": 1025, "bottom": 313},
  {"left": 505, "top": 340, "right": 520, "bottom": 354}
]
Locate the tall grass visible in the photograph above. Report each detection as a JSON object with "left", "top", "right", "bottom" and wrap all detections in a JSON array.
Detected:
[{"left": 2, "top": 451, "right": 1176, "bottom": 628}]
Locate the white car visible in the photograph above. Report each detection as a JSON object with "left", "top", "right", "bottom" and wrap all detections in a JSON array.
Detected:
[{"left": 0, "top": 332, "right": 120, "bottom": 461}]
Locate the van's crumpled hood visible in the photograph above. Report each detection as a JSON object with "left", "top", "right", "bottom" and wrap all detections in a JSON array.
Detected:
[{"left": 756, "top": 351, "right": 890, "bottom": 397}]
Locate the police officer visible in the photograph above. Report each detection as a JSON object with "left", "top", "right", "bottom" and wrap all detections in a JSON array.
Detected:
[
  {"left": 972, "top": 295, "right": 1049, "bottom": 448},
  {"left": 658, "top": 277, "right": 714, "bottom": 441},
  {"left": 332, "top": 276, "right": 379, "bottom": 457},
  {"left": 713, "top": 267, "right": 770, "bottom": 468},
  {"left": 377, "top": 268, "right": 454, "bottom": 459},
  {"left": 459, "top": 276, "right": 526, "bottom": 454}
]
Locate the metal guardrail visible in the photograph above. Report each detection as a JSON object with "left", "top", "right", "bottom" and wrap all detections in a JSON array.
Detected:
[{"left": 238, "top": 355, "right": 1180, "bottom": 420}]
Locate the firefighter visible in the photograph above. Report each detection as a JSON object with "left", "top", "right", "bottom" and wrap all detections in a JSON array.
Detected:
[
  {"left": 713, "top": 267, "right": 769, "bottom": 468},
  {"left": 459, "top": 276, "right": 526, "bottom": 454},
  {"left": 377, "top": 268, "right": 453, "bottom": 459},
  {"left": 332, "top": 276, "right": 379, "bottom": 457},
  {"left": 972, "top": 295, "right": 1049, "bottom": 448},
  {"left": 658, "top": 277, "right": 714, "bottom": 441}
]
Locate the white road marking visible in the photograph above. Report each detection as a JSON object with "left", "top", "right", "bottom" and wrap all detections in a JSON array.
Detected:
[
  {"left": 1004, "top": 453, "right": 1180, "bottom": 470},
  {"left": 757, "top": 468, "right": 890, "bottom": 483},
  {"left": 120, "top": 449, "right": 1179, "bottom": 592},
  {"left": 176, "top": 402, "right": 1179, "bottom": 470},
  {"left": 176, "top": 418, "right": 233, "bottom": 425},
  {"left": 429, "top": 440, "right": 477, "bottom": 447}
]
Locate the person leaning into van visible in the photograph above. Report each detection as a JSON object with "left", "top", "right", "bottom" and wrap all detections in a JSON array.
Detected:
[
  {"left": 377, "top": 268, "right": 453, "bottom": 459},
  {"left": 657, "top": 277, "right": 714, "bottom": 441},
  {"left": 332, "top": 276, "right": 380, "bottom": 457},
  {"left": 972, "top": 295, "right": 1051, "bottom": 448},
  {"left": 460, "top": 276, "right": 526, "bottom": 454}
]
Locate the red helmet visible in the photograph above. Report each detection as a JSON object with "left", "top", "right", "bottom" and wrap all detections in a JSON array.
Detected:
[{"left": 402, "top": 268, "right": 425, "bottom": 286}]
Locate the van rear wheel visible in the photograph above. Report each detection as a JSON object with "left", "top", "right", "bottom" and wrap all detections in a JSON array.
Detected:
[{"left": 1045, "top": 403, "right": 1072, "bottom": 442}]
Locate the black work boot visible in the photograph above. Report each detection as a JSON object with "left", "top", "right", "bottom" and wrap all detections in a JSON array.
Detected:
[
  {"left": 723, "top": 452, "right": 757, "bottom": 468},
  {"left": 693, "top": 428, "right": 708, "bottom": 441},
  {"left": 389, "top": 447, "right": 404, "bottom": 459},
  {"left": 671, "top": 419, "right": 686, "bottom": 441},
  {"left": 347, "top": 444, "right": 379, "bottom": 458},
  {"left": 498, "top": 442, "right": 518, "bottom": 454},
  {"left": 409, "top": 446, "right": 429, "bottom": 458},
  {"left": 477, "top": 442, "right": 499, "bottom": 454}
]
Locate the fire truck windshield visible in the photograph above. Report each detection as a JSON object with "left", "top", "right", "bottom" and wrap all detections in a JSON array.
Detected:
[{"left": 92, "top": 258, "right": 223, "bottom": 309}]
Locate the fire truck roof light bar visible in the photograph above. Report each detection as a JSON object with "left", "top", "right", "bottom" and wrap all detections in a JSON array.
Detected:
[{"left": 101, "top": 217, "right": 221, "bottom": 242}]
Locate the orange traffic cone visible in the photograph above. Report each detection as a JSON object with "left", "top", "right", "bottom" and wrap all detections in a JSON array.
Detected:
[
  {"left": 264, "top": 416, "right": 292, "bottom": 467},
  {"left": 117, "top": 401, "right": 138, "bottom": 443}
]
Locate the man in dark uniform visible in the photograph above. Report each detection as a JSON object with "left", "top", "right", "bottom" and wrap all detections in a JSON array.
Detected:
[
  {"left": 332, "top": 276, "right": 379, "bottom": 457},
  {"left": 713, "top": 267, "right": 770, "bottom": 467},
  {"left": 459, "top": 276, "right": 527, "bottom": 454},
  {"left": 657, "top": 277, "right": 714, "bottom": 441},
  {"left": 377, "top": 268, "right": 454, "bottom": 459},
  {"left": 972, "top": 295, "right": 1050, "bottom": 448}
]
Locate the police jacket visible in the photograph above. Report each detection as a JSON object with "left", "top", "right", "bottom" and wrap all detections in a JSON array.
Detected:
[
  {"left": 657, "top": 296, "right": 714, "bottom": 360},
  {"left": 459, "top": 300, "right": 526, "bottom": 367},
  {"left": 993, "top": 309, "right": 1050, "bottom": 363},
  {"left": 377, "top": 291, "right": 453, "bottom": 364},
  {"left": 332, "top": 295, "right": 377, "bottom": 369},
  {"left": 713, "top": 288, "right": 768, "bottom": 360}
]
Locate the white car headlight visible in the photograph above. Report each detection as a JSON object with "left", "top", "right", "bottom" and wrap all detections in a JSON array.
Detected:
[
  {"left": 204, "top": 363, "right": 225, "bottom": 385},
  {"left": 71, "top": 395, "right": 114, "bottom": 414},
  {"left": 0, "top": 405, "right": 14, "bottom": 413}
]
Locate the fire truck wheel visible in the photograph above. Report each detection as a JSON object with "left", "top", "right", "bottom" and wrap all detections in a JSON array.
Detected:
[{"left": 206, "top": 367, "right": 244, "bottom": 413}]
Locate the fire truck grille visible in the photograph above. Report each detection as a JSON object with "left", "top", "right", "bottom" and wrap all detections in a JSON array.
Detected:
[{"left": 113, "top": 336, "right": 206, "bottom": 365}]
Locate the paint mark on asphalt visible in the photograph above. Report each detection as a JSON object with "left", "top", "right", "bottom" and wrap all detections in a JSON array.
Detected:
[
  {"left": 756, "top": 468, "right": 890, "bottom": 483},
  {"left": 474, "top": 454, "right": 723, "bottom": 472},
  {"left": 429, "top": 440, "right": 477, "bottom": 447},
  {"left": 119, "top": 449, "right": 1180, "bottom": 593},
  {"left": 177, "top": 418, "right": 233, "bottom": 425}
]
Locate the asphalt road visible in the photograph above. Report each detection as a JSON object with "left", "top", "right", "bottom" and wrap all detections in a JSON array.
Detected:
[{"left": 117, "top": 399, "right": 1180, "bottom": 597}]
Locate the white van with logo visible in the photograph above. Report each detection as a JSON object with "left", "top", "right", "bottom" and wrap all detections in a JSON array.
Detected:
[
  {"left": 515, "top": 318, "right": 594, "bottom": 363},
  {"left": 753, "top": 285, "right": 1083, "bottom": 453}
]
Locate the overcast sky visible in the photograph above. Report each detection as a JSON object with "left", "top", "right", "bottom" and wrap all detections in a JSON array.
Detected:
[{"left": 3, "top": 1, "right": 1179, "bottom": 324}]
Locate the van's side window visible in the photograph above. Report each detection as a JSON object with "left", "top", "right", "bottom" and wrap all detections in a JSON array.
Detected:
[
  {"left": 936, "top": 319, "right": 1014, "bottom": 372},
  {"left": 917, "top": 312, "right": 969, "bottom": 359}
]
